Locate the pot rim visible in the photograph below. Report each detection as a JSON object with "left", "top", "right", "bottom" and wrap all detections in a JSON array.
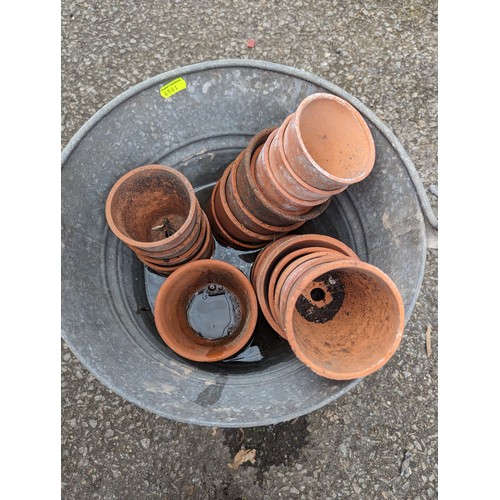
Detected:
[
  {"left": 226, "top": 161, "right": 303, "bottom": 234},
  {"left": 249, "top": 141, "right": 331, "bottom": 222},
  {"left": 139, "top": 235, "right": 215, "bottom": 276},
  {"left": 275, "top": 115, "right": 334, "bottom": 199},
  {"left": 292, "top": 93, "right": 376, "bottom": 184},
  {"left": 208, "top": 182, "right": 266, "bottom": 250},
  {"left": 105, "top": 164, "right": 198, "bottom": 250},
  {"left": 215, "top": 158, "right": 277, "bottom": 243},
  {"left": 239, "top": 128, "right": 330, "bottom": 224},
  {"left": 135, "top": 213, "right": 210, "bottom": 265}
]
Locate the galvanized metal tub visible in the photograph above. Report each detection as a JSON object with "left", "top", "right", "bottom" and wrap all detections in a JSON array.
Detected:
[{"left": 61, "top": 59, "right": 433, "bottom": 427}]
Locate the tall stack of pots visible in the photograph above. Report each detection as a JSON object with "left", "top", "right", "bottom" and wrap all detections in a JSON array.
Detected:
[
  {"left": 105, "top": 165, "right": 214, "bottom": 276},
  {"left": 208, "top": 93, "right": 376, "bottom": 249}
]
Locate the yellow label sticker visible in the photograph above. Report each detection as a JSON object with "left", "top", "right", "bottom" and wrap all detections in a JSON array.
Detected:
[{"left": 159, "top": 77, "right": 187, "bottom": 99}]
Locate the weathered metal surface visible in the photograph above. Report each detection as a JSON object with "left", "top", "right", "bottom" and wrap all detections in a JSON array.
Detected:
[{"left": 61, "top": 60, "right": 428, "bottom": 427}]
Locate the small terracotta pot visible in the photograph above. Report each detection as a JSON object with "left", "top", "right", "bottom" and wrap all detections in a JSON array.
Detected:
[
  {"left": 226, "top": 161, "right": 303, "bottom": 236},
  {"left": 283, "top": 259, "right": 404, "bottom": 380},
  {"left": 105, "top": 164, "right": 198, "bottom": 252},
  {"left": 206, "top": 182, "right": 265, "bottom": 251},
  {"left": 250, "top": 235, "right": 359, "bottom": 338},
  {"left": 254, "top": 138, "right": 312, "bottom": 213},
  {"left": 269, "top": 115, "right": 345, "bottom": 202},
  {"left": 212, "top": 166, "right": 276, "bottom": 245},
  {"left": 154, "top": 260, "right": 258, "bottom": 362},
  {"left": 235, "top": 128, "right": 330, "bottom": 226},
  {"left": 283, "top": 93, "right": 376, "bottom": 191}
]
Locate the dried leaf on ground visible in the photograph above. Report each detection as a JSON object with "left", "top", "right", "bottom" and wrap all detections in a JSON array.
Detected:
[
  {"left": 227, "top": 448, "right": 256, "bottom": 469},
  {"left": 425, "top": 324, "right": 432, "bottom": 357}
]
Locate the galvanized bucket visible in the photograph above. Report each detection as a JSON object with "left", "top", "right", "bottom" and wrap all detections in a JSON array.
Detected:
[{"left": 61, "top": 60, "right": 436, "bottom": 427}]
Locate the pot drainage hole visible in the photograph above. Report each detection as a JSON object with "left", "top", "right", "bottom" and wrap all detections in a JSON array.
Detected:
[
  {"left": 187, "top": 284, "right": 241, "bottom": 340},
  {"left": 310, "top": 287, "right": 326, "bottom": 301}
]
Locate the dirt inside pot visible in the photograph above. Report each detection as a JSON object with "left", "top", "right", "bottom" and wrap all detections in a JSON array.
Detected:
[
  {"left": 295, "top": 270, "right": 346, "bottom": 323},
  {"left": 110, "top": 169, "right": 193, "bottom": 243}
]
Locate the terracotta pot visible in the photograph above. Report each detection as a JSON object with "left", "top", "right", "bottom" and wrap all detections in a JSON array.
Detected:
[
  {"left": 251, "top": 234, "right": 359, "bottom": 338},
  {"left": 283, "top": 259, "right": 404, "bottom": 380},
  {"left": 154, "top": 259, "right": 258, "bottom": 362},
  {"left": 226, "top": 161, "right": 303, "bottom": 235},
  {"left": 235, "top": 128, "right": 330, "bottom": 226},
  {"left": 206, "top": 182, "right": 265, "bottom": 251},
  {"left": 283, "top": 93, "right": 376, "bottom": 191},
  {"left": 254, "top": 138, "right": 312, "bottom": 213},
  {"left": 212, "top": 166, "right": 276, "bottom": 245},
  {"left": 105, "top": 164, "right": 199, "bottom": 252},
  {"left": 269, "top": 115, "right": 345, "bottom": 202}
]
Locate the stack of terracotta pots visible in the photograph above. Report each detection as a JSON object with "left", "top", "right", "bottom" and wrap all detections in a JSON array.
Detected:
[
  {"left": 208, "top": 93, "right": 376, "bottom": 250},
  {"left": 251, "top": 235, "right": 405, "bottom": 380},
  {"left": 105, "top": 164, "right": 214, "bottom": 276}
]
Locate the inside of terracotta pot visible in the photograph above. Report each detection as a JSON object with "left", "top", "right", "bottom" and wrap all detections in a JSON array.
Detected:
[
  {"left": 155, "top": 265, "right": 252, "bottom": 359},
  {"left": 110, "top": 169, "right": 193, "bottom": 243},
  {"left": 298, "top": 98, "right": 372, "bottom": 180},
  {"left": 291, "top": 267, "right": 402, "bottom": 377}
]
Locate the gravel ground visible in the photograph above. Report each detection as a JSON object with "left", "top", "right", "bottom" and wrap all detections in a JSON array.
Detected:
[{"left": 61, "top": 1, "right": 438, "bottom": 498}]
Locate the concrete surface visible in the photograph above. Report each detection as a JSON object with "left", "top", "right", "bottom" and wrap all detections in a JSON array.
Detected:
[{"left": 61, "top": 0, "right": 437, "bottom": 498}]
